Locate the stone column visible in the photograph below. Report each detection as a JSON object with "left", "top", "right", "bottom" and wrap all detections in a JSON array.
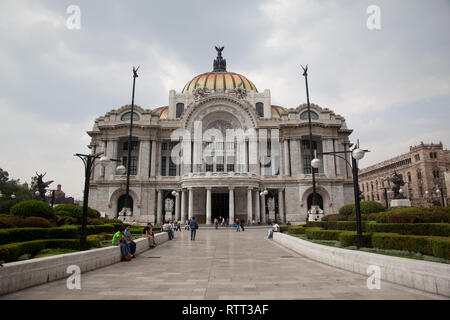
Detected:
[
  {"left": 156, "top": 189, "right": 162, "bottom": 225},
  {"left": 247, "top": 188, "right": 253, "bottom": 223},
  {"left": 279, "top": 189, "right": 285, "bottom": 223},
  {"left": 150, "top": 140, "right": 157, "bottom": 177},
  {"left": 175, "top": 191, "right": 180, "bottom": 221},
  {"left": 284, "top": 139, "right": 290, "bottom": 176},
  {"left": 188, "top": 188, "right": 194, "bottom": 219},
  {"left": 290, "top": 138, "right": 301, "bottom": 175},
  {"left": 271, "top": 130, "right": 280, "bottom": 176},
  {"left": 229, "top": 187, "right": 234, "bottom": 223},
  {"left": 255, "top": 190, "right": 260, "bottom": 223},
  {"left": 206, "top": 187, "right": 212, "bottom": 224},
  {"left": 105, "top": 139, "right": 118, "bottom": 178},
  {"left": 260, "top": 193, "right": 266, "bottom": 223},
  {"left": 138, "top": 140, "right": 151, "bottom": 178},
  {"left": 322, "top": 138, "right": 335, "bottom": 177},
  {"left": 181, "top": 189, "right": 186, "bottom": 223}
]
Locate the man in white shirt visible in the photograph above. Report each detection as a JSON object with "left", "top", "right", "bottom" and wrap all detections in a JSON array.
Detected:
[{"left": 268, "top": 221, "right": 280, "bottom": 239}]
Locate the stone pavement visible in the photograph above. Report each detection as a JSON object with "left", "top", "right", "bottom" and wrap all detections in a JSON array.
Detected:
[{"left": 1, "top": 228, "right": 446, "bottom": 300}]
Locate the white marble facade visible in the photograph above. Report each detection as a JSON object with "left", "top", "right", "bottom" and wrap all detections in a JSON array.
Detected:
[{"left": 87, "top": 51, "right": 354, "bottom": 225}]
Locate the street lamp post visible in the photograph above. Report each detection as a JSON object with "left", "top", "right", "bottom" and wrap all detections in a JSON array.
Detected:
[
  {"left": 124, "top": 66, "right": 139, "bottom": 214},
  {"left": 75, "top": 151, "right": 105, "bottom": 250},
  {"left": 436, "top": 188, "right": 445, "bottom": 207},
  {"left": 311, "top": 143, "right": 369, "bottom": 249},
  {"left": 301, "top": 65, "right": 318, "bottom": 222}
]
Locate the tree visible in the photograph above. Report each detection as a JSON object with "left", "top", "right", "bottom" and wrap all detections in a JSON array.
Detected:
[
  {"left": 0, "top": 167, "right": 35, "bottom": 213},
  {"left": 0, "top": 168, "right": 9, "bottom": 184}
]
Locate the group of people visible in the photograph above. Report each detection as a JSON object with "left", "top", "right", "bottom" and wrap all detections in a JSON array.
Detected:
[{"left": 112, "top": 223, "right": 157, "bottom": 262}]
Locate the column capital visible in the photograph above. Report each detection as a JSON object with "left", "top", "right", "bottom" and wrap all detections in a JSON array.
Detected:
[
  {"left": 205, "top": 187, "right": 212, "bottom": 190},
  {"left": 228, "top": 186, "right": 235, "bottom": 190}
]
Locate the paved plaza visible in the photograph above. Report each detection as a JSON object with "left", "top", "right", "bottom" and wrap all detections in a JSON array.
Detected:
[{"left": 1, "top": 228, "right": 445, "bottom": 300}]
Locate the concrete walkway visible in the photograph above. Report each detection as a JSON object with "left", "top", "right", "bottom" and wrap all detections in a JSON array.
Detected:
[{"left": 1, "top": 228, "right": 445, "bottom": 299}]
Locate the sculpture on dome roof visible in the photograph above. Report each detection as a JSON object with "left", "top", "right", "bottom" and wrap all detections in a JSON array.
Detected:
[{"left": 213, "top": 46, "right": 227, "bottom": 72}]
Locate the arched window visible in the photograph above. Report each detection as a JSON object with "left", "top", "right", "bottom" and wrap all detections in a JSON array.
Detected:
[
  {"left": 256, "top": 102, "right": 264, "bottom": 117},
  {"left": 176, "top": 103, "right": 184, "bottom": 118},
  {"left": 300, "top": 110, "right": 319, "bottom": 120},
  {"left": 121, "top": 112, "right": 140, "bottom": 121}
]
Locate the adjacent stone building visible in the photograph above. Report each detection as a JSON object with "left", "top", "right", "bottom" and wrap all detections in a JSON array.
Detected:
[
  {"left": 86, "top": 49, "right": 355, "bottom": 224},
  {"left": 359, "top": 142, "right": 449, "bottom": 207}
]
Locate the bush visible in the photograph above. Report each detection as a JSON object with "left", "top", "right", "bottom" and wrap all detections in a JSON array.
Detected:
[
  {"left": 279, "top": 225, "right": 289, "bottom": 232},
  {"left": 85, "top": 224, "right": 117, "bottom": 235},
  {"left": 10, "top": 200, "right": 56, "bottom": 220},
  {"left": 54, "top": 204, "right": 100, "bottom": 222},
  {"left": 306, "top": 221, "right": 327, "bottom": 228},
  {"left": 56, "top": 215, "right": 77, "bottom": 226},
  {"left": 288, "top": 226, "right": 306, "bottom": 234},
  {"left": 87, "top": 218, "right": 104, "bottom": 225},
  {"left": 0, "top": 238, "right": 99, "bottom": 263},
  {"left": 322, "top": 214, "right": 348, "bottom": 221},
  {"left": 0, "top": 226, "right": 80, "bottom": 245},
  {"left": 0, "top": 215, "right": 22, "bottom": 228},
  {"left": 380, "top": 207, "right": 450, "bottom": 223},
  {"left": 365, "top": 222, "right": 450, "bottom": 236},
  {"left": 16, "top": 217, "right": 52, "bottom": 228},
  {"left": 339, "top": 231, "right": 373, "bottom": 248},
  {"left": 305, "top": 228, "right": 342, "bottom": 241},
  {"left": 353, "top": 201, "right": 386, "bottom": 215},
  {"left": 339, "top": 204, "right": 354, "bottom": 216},
  {"left": 428, "top": 237, "right": 450, "bottom": 260}
]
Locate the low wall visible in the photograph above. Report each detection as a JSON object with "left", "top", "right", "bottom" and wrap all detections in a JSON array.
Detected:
[
  {"left": 273, "top": 232, "right": 450, "bottom": 297},
  {"left": 0, "top": 232, "right": 169, "bottom": 296}
]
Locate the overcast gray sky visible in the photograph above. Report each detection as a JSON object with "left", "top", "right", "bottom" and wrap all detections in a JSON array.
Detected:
[{"left": 1, "top": 0, "right": 449, "bottom": 200}]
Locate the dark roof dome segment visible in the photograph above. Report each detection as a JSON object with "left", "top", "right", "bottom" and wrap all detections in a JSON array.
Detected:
[{"left": 182, "top": 46, "right": 258, "bottom": 93}]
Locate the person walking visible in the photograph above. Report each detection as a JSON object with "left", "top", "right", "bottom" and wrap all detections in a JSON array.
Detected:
[
  {"left": 190, "top": 217, "right": 198, "bottom": 240},
  {"left": 235, "top": 218, "right": 240, "bottom": 232},
  {"left": 240, "top": 219, "right": 245, "bottom": 231},
  {"left": 214, "top": 218, "right": 219, "bottom": 229}
]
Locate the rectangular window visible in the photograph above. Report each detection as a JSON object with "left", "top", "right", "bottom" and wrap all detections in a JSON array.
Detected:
[
  {"left": 176, "top": 103, "right": 184, "bottom": 118},
  {"left": 303, "top": 155, "right": 318, "bottom": 174},
  {"left": 123, "top": 141, "right": 139, "bottom": 151},
  {"left": 205, "top": 156, "right": 213, "bottom": 172},
  {"left": 256, "top": 102, "right": 264, "bottom": 117},
  {"left": 227, "top": 156, "right": 234, "bottom": 172},
  {"left": 216, "top": 156, "right": 224, "bottom": 172},
  {"left": 122, "top": 156, "right": 138, "bottom": 175},
  {"left": 169, "top": 157, "right": 176, "bottom": 176},
  {"left": 161, "top": 156, "right": 166, "bottom": 176},
  {"left": 161, "top": 143, "right": 167, "bottom": 150}
]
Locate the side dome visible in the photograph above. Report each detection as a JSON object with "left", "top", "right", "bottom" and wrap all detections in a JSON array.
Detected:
[{"left": 182, "top": 46, "right": 258, "bottom": 93}]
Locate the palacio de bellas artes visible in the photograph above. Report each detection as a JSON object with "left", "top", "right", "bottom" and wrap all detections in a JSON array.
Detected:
[{"left": 87, "top": 48, "right": 355, "bottom": 225}]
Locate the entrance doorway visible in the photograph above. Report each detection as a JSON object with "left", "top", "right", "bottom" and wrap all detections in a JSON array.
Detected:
[
  {"left": 212, "top": 193, "right": 229, "bottom": 222},
  {"left": 307, "top": 193, "right": 324, "bottom": 210},
  {"left": 117, "top": 195, "right": 133, "bottom": 215}
]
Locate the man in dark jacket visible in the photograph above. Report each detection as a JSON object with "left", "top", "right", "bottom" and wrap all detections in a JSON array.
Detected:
[
  {"left": 189, "top": 217, "right": 198, "bottom": 240},
  {"left": 240, "top": 219, "right": 245, "bottom": 231}
]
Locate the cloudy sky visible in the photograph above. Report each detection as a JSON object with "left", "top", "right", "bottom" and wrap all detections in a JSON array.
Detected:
[{"left": 1, "top": 0, "right": 449, "bottom": 200}]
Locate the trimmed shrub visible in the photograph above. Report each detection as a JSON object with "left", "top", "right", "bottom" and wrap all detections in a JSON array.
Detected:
[
  {"left": 56, "top": 215, "right": 77, "bottom": 226},
  {"left": 306, "top": 221, "right": 327, "bottom": 228},
  {"left": 0, "top": 226, "right": 79, "bottom": 245},
  {"left": 428, "top": 237, "right": 450, "bottom": 260},
  {"left": 87, "top": 218, "right": 104, "bottom": 225},
  {"left": 365, "top": 222, "right": 450, "bottom": 236},
  {"left": 10, "top": 200, "right": 56, "bottom": 220},
  {"left": 339, "top": 231, "right": 373, "bottom": 248},
  {"left": 279, "top": 225, "right": 289, "bottom": 232},
  {"left": 0, "top": 238, "right": 99, "bottom": 263},
  {"left": 322, "top": 214, "right": 348, "bottom": 221},
  {"left": 305, "top": 227, "right": 342, "bottom": 241},
  {"left": 16, "top": 217, "right": 52, "bottom": 228},
  {"left": 339, "top": 204, "right": 354, "bottom": 216},
  {"left": 0, "top": 215, "right": 22, "bottom": 228},
  {"left": 288, "top": 226, "right": 306, "bottom": 234},
  {"left": 54, "top": 204, "right": 100, "bottom": 222},
  {"left": 353, "top": 201, "right": 386, "bottom": 215},
  {"left": 85, "top": 224, "right": 117, "bottom": 235}
]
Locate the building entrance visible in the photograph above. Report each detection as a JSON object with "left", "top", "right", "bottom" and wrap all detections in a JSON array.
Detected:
[{"left": 212, "top": 193, "right": 229, "bottom": 221}]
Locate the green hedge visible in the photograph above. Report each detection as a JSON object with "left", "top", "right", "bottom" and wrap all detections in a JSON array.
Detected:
[
  {"left": 287, "top": 226, "right": 306, "bottom": 234},
  {"left": 371, "top": 233, "right": 450, "bottom": 259},
  {"left": 279, "top": 225, "right": 289, "bottom": 232},
  {"left": 339, "top": 204, "right": 354, "bottom": 216},
  {"left": 338, "top": 231, "right": 373, "bottom": 248},
  {"left": 365, "top": 222, "right": 450, "bottom": 236},
  {"left": 305, "top": 228, "right": 342, "bottom": 241},
  {"left": 0, "top": 238, "right": 99, "bottom": 263},
  {"left": 353, "top": 201, "right": 386, "bottom": 215},
  {"left": 54, "top": 204, "right": 100, "bottom": 221},
  {"left": 0, "top": 224, "right": 123, "bottom": 245},
  {"left": 10, "top": 200, "right": 56, "bottom": 220}
]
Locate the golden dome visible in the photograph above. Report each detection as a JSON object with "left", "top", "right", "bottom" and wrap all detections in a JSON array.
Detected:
[
  {"left": 182, "top": 46, "right": 257, "bottom": 93},
  {"left": 182, "top": 71, "right": 257, "bottom": 93}
]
